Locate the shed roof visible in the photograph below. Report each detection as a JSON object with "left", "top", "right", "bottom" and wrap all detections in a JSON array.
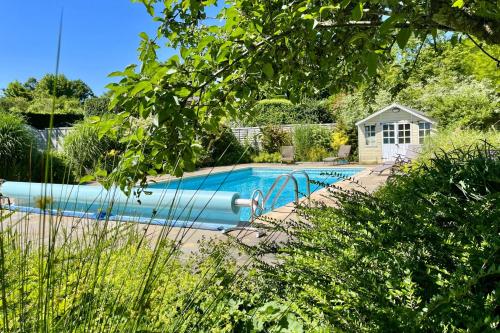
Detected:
[{"left": 355, "top": 103, "right": 436, "bottom": 126}]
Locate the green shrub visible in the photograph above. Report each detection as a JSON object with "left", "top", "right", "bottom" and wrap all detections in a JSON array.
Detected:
[
  {"left": 260, "top": 126, "right": 291, "bottom": 153},
  {"left": 22, "top": 151, "right": 75, "bottom": 184},
  {"left": 330, "top": 130, "right": 349, "bottom": 153},
  {"left": 26, "top": 96, "right": 84, "bottom": 115},
  {"left": 0, "top": 220, "right": 245, "bottom": 332},
  {"left": 292, "top": 98, "right": 334, "bottom": 124},
  {"left": 247, "top": 98, "right": 335, "bottom": 126},
  {"left": 253, "top": 142, "right": 500, "bottom": 331},
  {"left": 83, "top": 96, "right": 111, "bottom": 116},
  {"left": 306, "top": 147, "right": 329, "bottom": 161},
  {"left": 0, "top": 111, "right": 76, "bottom": 182},
  {"left": 396, "top": 76, "right": 499, "bottom": 130},
  {"left": 0, "top": 96, "right": 30, "bottom": 113},
  {"left": 293, "top": 125, "right": 331, "bottom": 161},
  {"left": 252, "top": 152, "right": 282, "bottom": 163},
  {"left": 248, "top": 101, "right": 297, "bottom": 125},
  {"left": 198, "top": 126, "right": 252, "bottom": 166},
  {"left": 0, "top": 112, "right": 38, "bottom": 180},
  {"left": 63, "top": 120, "right": 121, "bottom": 177},
  {"left": 38, "top": 151, "right": 76, "bottom": 183},
  {"left": 418, "top": 128, "right": 500, "bottom": 163},
  {"left": 83, "top": 96, "right": 123, "bottom": 117}
]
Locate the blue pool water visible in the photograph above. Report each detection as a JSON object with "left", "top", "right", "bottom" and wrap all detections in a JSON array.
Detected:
[{"left": 149, "top": 167, "right": 362, "bottom": 221}]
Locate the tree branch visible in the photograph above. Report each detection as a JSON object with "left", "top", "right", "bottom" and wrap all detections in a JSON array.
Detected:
[
  {"left": 466, "top": 34, "right": 500, "bottom": 67},
  {"left": 315, "top": 20, "right": 449, "bottom": 31},
  {"left": 430, "top": 0, "right": 499, "bottom": 44}
]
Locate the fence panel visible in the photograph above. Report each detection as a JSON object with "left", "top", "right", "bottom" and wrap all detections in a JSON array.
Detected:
[
  {"left": 32, "top": 123, "right": 336, "bottom": 151},
  {"left": 32, "top": 127, "right": 72, "bottom": 151},
  {"left": 231, "top": 123, "right": 336, "bottom": 147}
]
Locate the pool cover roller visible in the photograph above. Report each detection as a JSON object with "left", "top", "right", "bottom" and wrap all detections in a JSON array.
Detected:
[{"left": 0, "top": 181, "right": 242, "bottom": 225}]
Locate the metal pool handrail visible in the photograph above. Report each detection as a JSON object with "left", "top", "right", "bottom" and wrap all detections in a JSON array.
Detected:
[
  {"left": 290, "top": 169, "right": 311, "bottom": 206},
  {"left": 263, "top": 174, "right": 299, "bottom": 210},
  {"left": 225, "top": 170, "right": 312, "bottom": 237}
]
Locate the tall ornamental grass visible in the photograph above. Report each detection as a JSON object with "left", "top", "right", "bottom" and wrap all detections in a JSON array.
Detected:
[
  {"left": 0, "top": 112, "right": 38, "bottom": 181},
  {"left": 62, "top": 119, "right": 122, "bottom": 178},
  {"left": 0, "top": 212, "right": 247, "bottom": 331},
  {"left": 293, "top": 124, "right": 331, "bottom": 161}
]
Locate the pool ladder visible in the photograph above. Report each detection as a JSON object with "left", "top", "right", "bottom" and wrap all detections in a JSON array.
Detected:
[{"left": 225, "top": 169, "right": 311, "bottom": 237}]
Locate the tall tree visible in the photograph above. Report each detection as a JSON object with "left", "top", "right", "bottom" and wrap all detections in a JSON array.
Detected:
[
  {"left": 101, "top": 0, "right": 499, "bottom": 187},
  {"left": 35, "top": 74, "right": 94, "bottom": 101},
  {"left": 0, "top": 75, "right": 94, "bottom": 114},
  {"left": 3, "top": 80, "right": 34, "bottom": 100}
]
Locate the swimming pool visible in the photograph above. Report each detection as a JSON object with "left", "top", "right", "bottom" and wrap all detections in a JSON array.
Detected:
[
  {"left": 1, "top": 167, "right": 362, "bottom": 231},
  {"left": 149, "top": 167, "right": 363, "bottom": 221}
]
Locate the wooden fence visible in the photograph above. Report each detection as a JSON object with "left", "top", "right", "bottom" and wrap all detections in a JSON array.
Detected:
[
  {"left": 32, "top": 127, "right": 72, "bottom": 151},
  {"left": 32, "top": 123, "right": 336, "bottom": 151},
  {"left": 231, "top": 123, "right": 336, "bottom": 147}
]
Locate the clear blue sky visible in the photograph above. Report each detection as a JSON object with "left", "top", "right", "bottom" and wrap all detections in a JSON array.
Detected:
[{"left": 0, "top": 0, "right": 176, "bottom": 95}]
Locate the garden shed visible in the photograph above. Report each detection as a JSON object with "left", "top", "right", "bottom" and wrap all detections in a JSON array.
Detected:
[{"left": 356, "top": 103, "right": 436, "bottom": 164}]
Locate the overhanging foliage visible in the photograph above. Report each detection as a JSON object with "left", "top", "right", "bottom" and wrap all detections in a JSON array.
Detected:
[{"left": 101, "top": 0, "right": 499, "bottom": 188}]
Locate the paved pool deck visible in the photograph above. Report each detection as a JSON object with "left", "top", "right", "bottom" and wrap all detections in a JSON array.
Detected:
[{"left": 1, "top": 163, "right": 389, "bottom": 257}]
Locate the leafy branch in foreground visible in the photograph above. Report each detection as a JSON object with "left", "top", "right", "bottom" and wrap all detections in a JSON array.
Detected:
[{"left": 98, "top": 0, "right": 499, "bottom": 188}]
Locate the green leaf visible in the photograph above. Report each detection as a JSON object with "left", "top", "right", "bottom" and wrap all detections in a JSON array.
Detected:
[
  {"left": 351, "top": 2, "right": 363, "bottom": 21},
  {"left": 139, "top": 32, "right": 149, "bottom": 40},
  {"left": 253, "top": 22, "right": 263, "bottom": 33},
  {"left": 350, "top": 32, "right": 369, "bottom": 43},
  {"left": 130, "top": 81, "right": 153, "bottom": 96},
  {"left": 79, "top": 175, "right": 95, "bottom": 184},
  {"left": 180, "top": 46, "right": 191, "bottom": 59},
  {"left": 396, "top": 28, "right": 411, "bottom": 49},
  {"left": 380, "top": 16, "right": 397, "bottom": 34},
  {"left": 173, "top": 87, "right": 191, "bottom": 98},
  {"left": 197, "top": 36, "right": 215, "bottom": 50},
  {"left": 108, "top": 71, "right": 124, "bottom": 78},
  {"left": 452, "top": 0, "right": 464, "bottom": 8},
  {"left": 319, "top": 5, "right": 340, "bottom": 14},
  {"left": 262, "top": 63, "right": 274, "bottom": 79},
  {"left": 145, "top": 3, "right": 154, "bottom": 16},
  {"left": 147, "top": 169, "right": 158, "bottom": 176},
  {"left": 94, "top": 168, "right": 108, "bottom": 178},
  {"left": 367, "top": 52, "right": 378, "bottom": 76},
  {"left": 231, "top": 27, "right": 246, "bottom": 38}
]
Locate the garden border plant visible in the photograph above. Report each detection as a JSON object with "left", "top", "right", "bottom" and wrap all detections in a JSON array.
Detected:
[{"left": 243, "top": 141, "right": 500, "bottom": 331}]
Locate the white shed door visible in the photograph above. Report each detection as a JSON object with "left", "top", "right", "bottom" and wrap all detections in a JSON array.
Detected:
[{"left": 382, "top": 123, "right": 411, "bottom": 161}]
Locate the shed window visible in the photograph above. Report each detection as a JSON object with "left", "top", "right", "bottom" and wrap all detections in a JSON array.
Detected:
[
  {"left": 419, "top": 122, "right": 431, "bottom": 144},
  {"left": 398, "top": 123, "right": 411, "bottom": 144},
  {"left": 364, "top": 125, "right": 376, "bottom": 146},
  {"left": 382, "top": 124, "right": 395, "bottom": 144}
]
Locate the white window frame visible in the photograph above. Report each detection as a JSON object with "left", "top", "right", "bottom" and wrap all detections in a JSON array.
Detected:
[
  {"left": 397, "top": 123, "right": 411, "bottom": 144},
  {"left": 364, "top": 124, "right": 376, "bottom": 146},
  {"left": 419, "top": 122, "right": 431, "bottom": 144},
  {"left": 382, "top": 123, "right": 395, "bottom": 144}
]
